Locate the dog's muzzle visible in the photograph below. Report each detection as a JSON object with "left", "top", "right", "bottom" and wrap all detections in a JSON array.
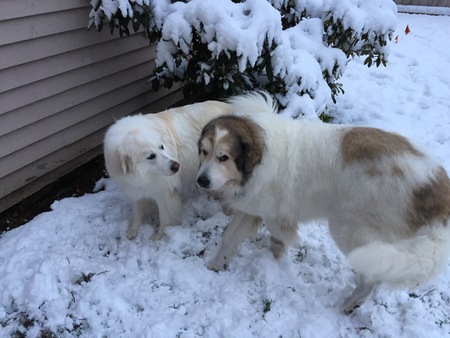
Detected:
[
  {"left": 170, "top": 161, "right": 180, "bottom": 173},
  {"left": 197, "top": 173, "right": 210, "bottom": 189}
]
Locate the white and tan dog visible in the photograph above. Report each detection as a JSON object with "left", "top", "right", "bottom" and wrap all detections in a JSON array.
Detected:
[
  {"left": 104, "top": 100, "right": 232, "bottom": 240},
  {"left": 196, "top": 92, "right": 450, "bottom": 313}
]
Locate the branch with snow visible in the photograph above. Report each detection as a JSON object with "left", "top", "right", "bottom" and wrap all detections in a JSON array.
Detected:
[
  {"left": 88, "top": 0, "right": 168, "bottom": 41},
  {"left": 88, "top": 0, "right": 397, "bottom": 119}
]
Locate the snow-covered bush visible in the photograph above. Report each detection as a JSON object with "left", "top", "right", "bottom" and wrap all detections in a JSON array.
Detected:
[
  {"left": 88, "top": 0, "right": 163, "bottom": 42},
  {"left": 88, "top": 0, "right": 397, "bottom": 119}
]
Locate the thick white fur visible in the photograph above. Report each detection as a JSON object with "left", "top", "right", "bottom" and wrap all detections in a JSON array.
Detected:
[
  {"left": 227, "top": 91, "right": 277, "bottom": 116},
  {"left": 104, "top": 101, "right": 232, "bottom": 240},
  {"left": 201, "top": 93, "right": 450, "bottom": 313},
  {"left": 347, "top": 223, "right": 450, "bottom": 287}
]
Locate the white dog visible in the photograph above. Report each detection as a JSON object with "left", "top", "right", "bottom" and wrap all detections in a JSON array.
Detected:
[
  {"left": 104, "top": 100, "right": 232, "bottom": 240},
  {"left": 196, "top": 92, "right": 450, "bottom": 313}
]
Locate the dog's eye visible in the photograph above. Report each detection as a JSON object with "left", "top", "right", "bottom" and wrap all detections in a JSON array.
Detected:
[
  {"left": 202, "top": 149, "right": 208, "bottom": 156},
  {"left": 160, "top": 145, "right": 164, "bottom": 150},
  {"left": 218, "top": 155, "right": 229, "bottom": 162},
  {"left": 147, "top": 154, "right": 156, "bottom": 160}
]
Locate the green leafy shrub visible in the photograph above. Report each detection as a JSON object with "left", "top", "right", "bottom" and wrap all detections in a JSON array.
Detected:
[
  {"left": 88, "top": 0, "right": 160, "bottom": 42},
  {"left": 88, "top": 0, "right": 396, "bottom": 119}
]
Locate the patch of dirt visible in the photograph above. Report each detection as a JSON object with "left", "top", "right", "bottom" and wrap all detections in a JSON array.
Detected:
[{"left": 0, "top": 155, "right": 107, "bottom": 233}]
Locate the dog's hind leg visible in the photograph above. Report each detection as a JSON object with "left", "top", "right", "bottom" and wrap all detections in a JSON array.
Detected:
[
  {"left": 327, "top": 217, "right": 377, "bottom": 314},
  {"left": 340, "top": 275, "right": 377, "bottom": 315},
  {"left": 266, "top": 222, "right": 299, "bottom": 259},
  {"left": 207, "top": 212, "right": 262, "bottom": 271},
  {"left": 126, "top": 198, "right": 147, "bottom": 240},
  {"left": 269, "top": 236, "right": 286, "bottom": 259}
]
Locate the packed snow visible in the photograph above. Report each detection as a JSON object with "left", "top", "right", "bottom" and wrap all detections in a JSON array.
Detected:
[{"left": 2, "top": 10, "right": 450, "bottom": 338}]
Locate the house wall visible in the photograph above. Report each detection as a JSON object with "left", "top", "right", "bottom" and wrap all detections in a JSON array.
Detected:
[
  {"left": 395, "top": 0, "right": 450, "bottom": 6},
  {"left": 0, "top": 0, "right": 182, "bottom": 213}
]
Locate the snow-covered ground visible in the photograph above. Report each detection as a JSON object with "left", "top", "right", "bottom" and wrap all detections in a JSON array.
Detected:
[{"left": 1, "top": 12, "right": 450, "bottom": 338}]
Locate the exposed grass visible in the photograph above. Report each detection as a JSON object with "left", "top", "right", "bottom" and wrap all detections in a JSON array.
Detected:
[
  {"left": 74, "top": 271, "right": 108, "bottom": 285},
  {"left": 3, "top": 311, "right": 58, "bottom": 338},
  {"left": 263, "top": 299, "right": 274, "bottom": 315},
  {"left": 294, "top": 246, "right": 308, "bottom": 263},
  {"left": 2, "top": 305, "right": 89, "bottom": 337}
]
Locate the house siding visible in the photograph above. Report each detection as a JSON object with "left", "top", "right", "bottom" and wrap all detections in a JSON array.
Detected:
[
  {"left": 0, "top": 0, "right": 182, "bottom": 212},
  {"left": 395, "top": 0, "right": 450, "bottom": 6}
]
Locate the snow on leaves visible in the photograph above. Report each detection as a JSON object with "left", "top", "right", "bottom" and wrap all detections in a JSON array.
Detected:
[{"left": 88, "top": 0, "right": 396, "bottom": 119}]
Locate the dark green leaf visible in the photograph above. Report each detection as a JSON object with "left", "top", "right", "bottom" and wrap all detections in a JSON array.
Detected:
[
  {"left": 152, "top": 78, "right": 160, "bottom": 92},
  {"left": 266, "top": 61, "right": 274, "bottom": 82}
]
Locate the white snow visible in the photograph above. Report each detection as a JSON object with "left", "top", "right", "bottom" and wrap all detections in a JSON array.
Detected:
[{"left": 2, "top": 11, "right": 450, "bottom": 338}]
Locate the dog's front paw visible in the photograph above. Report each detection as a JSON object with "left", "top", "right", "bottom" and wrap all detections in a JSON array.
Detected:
[
  {"left": 207, "top": 256, "right": 228, "bottom": 272},
  {"left": 150, "top": 229, "right": 165, "bottom": 241},
  {"left": 126, "top": 228, "right": 138, "bottom": 240},
  {"left": 339, "top": 300, "right": 360, "bottom": 315}
]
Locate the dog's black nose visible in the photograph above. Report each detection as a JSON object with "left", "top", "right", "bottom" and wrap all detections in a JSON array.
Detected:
[
  {"left": 171, "top": 161, "right": 180, "bottom": 173},
  {"left": 197, "top": 174, "right": 210, "bottom": 189}
]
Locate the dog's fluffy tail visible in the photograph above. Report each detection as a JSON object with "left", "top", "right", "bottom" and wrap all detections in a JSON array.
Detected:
[
  {"left": 228, "top": 91, "right": 278, "bottom": 115},
  {"left": 348, "top": 222, "right": 450, "bottom": 288}
]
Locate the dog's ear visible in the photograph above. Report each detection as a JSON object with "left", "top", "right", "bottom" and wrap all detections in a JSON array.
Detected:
[
  {"left": 239, "top": 119, "right": 265, "bottom": 176},
  {"left": 240, "top": 139, "right": 262, "bottom": 175},
  {"left": 120, "top": 153, "right": 133, "bottom": 175}
]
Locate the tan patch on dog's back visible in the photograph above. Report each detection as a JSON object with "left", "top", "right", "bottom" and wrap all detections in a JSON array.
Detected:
[
  {"left": 341, "top": 127, "right": 423, "bottom": 164},
  {"left": 407, "top": 167, "right": 450, "bottom": 229}
]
